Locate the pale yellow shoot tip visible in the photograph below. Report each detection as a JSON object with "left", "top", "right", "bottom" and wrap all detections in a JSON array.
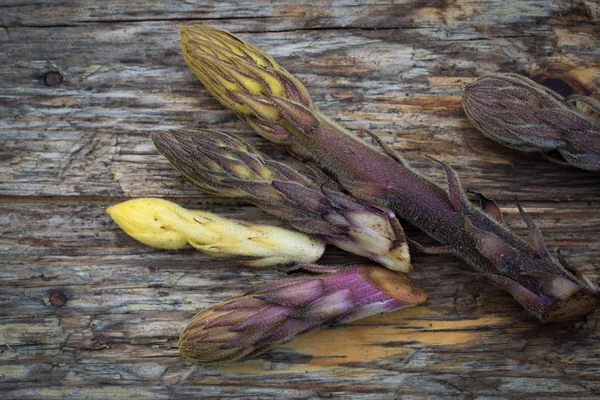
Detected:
[{"left": 107, "top": 198, "right": 325, "bottom": 266}]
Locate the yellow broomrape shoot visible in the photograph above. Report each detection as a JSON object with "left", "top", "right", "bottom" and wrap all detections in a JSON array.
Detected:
[{"left": 106, "top": 198, "right": 325, "bottom": 266}]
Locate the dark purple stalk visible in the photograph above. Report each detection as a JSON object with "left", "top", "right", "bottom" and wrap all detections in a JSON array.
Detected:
[{"left": 267, "top": 97, "right": 599, "bottom": 321}]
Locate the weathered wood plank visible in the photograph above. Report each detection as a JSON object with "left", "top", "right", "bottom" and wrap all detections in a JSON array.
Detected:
[
  {"left": 2, "top": 0, "right": 592, "bottom": 30},
  {"left": 1, "top": 199, "right": 599, "bottom": 398},
  {"left": 1, "top": 14, "right": 599, "bottom": 199}
]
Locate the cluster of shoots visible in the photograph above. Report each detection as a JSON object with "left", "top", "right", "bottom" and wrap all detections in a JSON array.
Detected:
[
  {"left": 462, "top": 73, "right": 600, "bottom": 171},
  {"left": 111, "top": 25, "right": 600, "bottom": 364},
  {"left": 178, "top": 24, "right": 598, "bottom": 326},
  {"left": 107, "top": 198, "right": 325, "bottom": 266}
]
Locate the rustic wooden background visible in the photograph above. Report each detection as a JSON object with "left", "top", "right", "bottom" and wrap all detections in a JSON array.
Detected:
[{"left": 1, "top": 1, "right": 599, "bottom": 398}]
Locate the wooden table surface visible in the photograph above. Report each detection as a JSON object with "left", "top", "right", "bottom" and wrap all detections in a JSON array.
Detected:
[{"left": 1, "top": 1, "right": 599, "bottom": 398}]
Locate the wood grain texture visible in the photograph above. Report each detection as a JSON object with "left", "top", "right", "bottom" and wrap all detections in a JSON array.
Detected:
[{"left": 1, "top": 0, "right": 599, "bottom": 398}]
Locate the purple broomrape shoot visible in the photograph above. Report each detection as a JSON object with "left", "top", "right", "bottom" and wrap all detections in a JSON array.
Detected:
[
  {"left": 179, "top": 264, "right": 427, "bottom": 363},
  {"left": 462, "top": 73, "right": 600, "bottom": 172},
  {"left": 151, "top": 129, "right": 411, "bottom": 272},
  {"left": 179, "top": 25, "right": 599, "bottom": 322}
]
